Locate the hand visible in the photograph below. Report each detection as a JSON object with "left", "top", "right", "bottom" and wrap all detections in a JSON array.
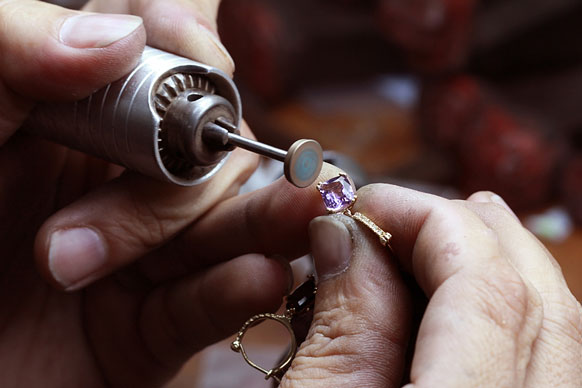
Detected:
[
  {"left": 0, "top": 1, "right": 339, "bottom": 386},
  {"left": 3, "top": 0, "right": 240, "bottom": 292},
  {"left": 278, "top": 185, "right": 582, "bottom": 387}
]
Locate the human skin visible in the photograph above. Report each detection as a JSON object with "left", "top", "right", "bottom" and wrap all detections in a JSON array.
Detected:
[
  {"left": 3, "top": 1, "right": 580, "bottom": 387},
  {"left": 0, "top": 1, "right": 345, "bottom": 386},
  {"left": 280, "top": 186, "right": 582, "bottom": 387},
  {"left": 164, "top": 174, "right": 582, "bottom": 386}
]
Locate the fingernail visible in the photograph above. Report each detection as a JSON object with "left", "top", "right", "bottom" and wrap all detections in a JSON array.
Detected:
[
  {"left": 271, "top": 255, "right": 294, "bottom": 295},
  {"left": 60, "top": 13, "right": 143, "bottom": 49},
  {"left": 198, "top": 25, "right": 235, "bottom": 75},
  {"left": 49, "top": 227, "right": 107, "bottom": 290},
  {"left": 309, "top": 215, "right": 353, "bottom": 281},
  {"left": 490, "top": 193, "right": 520, "bottom": 221}
]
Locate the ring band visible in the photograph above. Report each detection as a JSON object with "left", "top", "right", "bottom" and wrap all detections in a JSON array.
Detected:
[
  {"left": 349, "top": 210, "right": 392, "bottom": 246},
  {"left": 231, "top": 312, "right": 296, "bottom": 382},
  {"left": 317, "top": 173, "right": 392, "bottom": 248},
  {"left": 231, "top": 276, "right": 317, "bottom": 382}
]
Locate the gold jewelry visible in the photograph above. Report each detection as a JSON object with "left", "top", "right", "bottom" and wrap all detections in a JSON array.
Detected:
[
  {"left": 317, "top": 173, "right": 392, "bottom": 247},
  {"left": 231, "top": 276, "right": 317, "bottom": 383},
  {"left": 231, "top": 174, "right": 391, "bottom": 383},
  {"left": 231, "top": 313, "right": 295, "bottom": 381}
]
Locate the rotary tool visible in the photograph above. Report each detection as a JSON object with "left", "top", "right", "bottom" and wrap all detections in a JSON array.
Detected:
[{"left": 23, "top": 46, "right": 323, "bottom": 188}]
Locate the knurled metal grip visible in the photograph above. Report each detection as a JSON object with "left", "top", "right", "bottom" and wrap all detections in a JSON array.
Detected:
[{"left": 23, "top": 46, "right": 242, "bottom": 186}]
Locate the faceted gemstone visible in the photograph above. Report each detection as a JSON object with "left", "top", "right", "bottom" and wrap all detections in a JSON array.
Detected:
[
  {"left": 317, "top": 174, "right": 355, "bottom": 212},
  {"left": 286, "top": 276, "right": 316, "bottom": 312}
]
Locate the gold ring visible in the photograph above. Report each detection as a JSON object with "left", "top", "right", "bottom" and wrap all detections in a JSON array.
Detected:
[
  {"left": 231, "top": 276, "right": 317, "bottom": 383},
  {"left": 317, "top": 173, "right": 392, "bottom": 247},
  {"left": 231, "top": 312, "right": 296, "bottom": 382}
]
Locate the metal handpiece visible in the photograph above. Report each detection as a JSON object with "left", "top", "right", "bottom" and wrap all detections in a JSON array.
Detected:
[
  {"left": 24, "top": 46, "right": 241, "bottom": 186},
  {"left": 23, "top": 46, "right": 323, "bottom": 188}
]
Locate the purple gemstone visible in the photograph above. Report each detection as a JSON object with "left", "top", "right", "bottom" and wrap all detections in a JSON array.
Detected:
[{"left": 318, "top": 174, "right": 355, "bottom": 212}]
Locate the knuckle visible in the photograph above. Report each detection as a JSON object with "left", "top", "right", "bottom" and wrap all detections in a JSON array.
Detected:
[
  {"left": 467, "top": 190, "right": 495, "bottom": 201},
  {"left": 104, "top": 217, "right": 161, "bottom": 252},
  {"left": 282, "top": 306, "right": 395, "bottom": 387},
  {"left": 302, "top": 300, "right": 402, "bottom": 361},
  {"left": 285, "top": 309, "right": 368, "bottom": 376},
  {"left": 129, "top": 199, "right": 174, "bottom": 247},
  {"left": 543, "top": 289, "right": 582, "bottom": 346},
  {"left": 476, "top": 200, "right": 515, "bottom": 222},
  {"left": 472, "top": 268, "right": 540, "bottom": 334},
  {"left": 356, "top": 183, "right": 385, "bottom": 198},
  {"left": 487, "top": 201, "right": 513, "bottom": 217},
  {"left": 106, "top": 194, "right": 177, "bottom": 251},
  {"left": 310, "top": 306, "right": 362, "bottom": 343},
  {"left": 300, "top": 306, "right": 373, "bottom": 359},
  {"left": 475, "top": 190, "right": 496, "bottom": 196}
]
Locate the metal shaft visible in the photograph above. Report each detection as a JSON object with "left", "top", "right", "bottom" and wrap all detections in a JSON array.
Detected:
[
  {"left": 226, "top": 132, "right": 287, "bottom": 161},
  {"left": 202, "top": 120, "right": 324, "bottom": 188},
  {"left": 203, "top": 121, "right": 287, "bottom": 161}
]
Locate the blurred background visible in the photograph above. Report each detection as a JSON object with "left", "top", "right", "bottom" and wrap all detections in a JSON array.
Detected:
[
  {"left": 46, "top": 0, "right": 582, "bottom": 386},
  {"left": 215, "top": 0, "right": 582, "bottom": 292},
  {"left": 168, "top": 0, "right": 582, "bottom": 386}
]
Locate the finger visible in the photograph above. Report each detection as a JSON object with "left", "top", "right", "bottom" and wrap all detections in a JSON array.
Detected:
[
  {"left": 34, "top": 123, "right": 258, "bottom": 291},
  {"left": 0, "top": 0, "right": 145, "bottom": 138},
  {"left": 84, "top": 253, "right": 291, "bottom": 387},
  {"left": 462, "top": 192, "right": 582, "bottom": 387},
  {"left": 280, "top": 214, "right": 410, "bottom": 387},
  {"left": 354, "top": 184, "right": 545, "bottom": 387},
  {"left": 83, "top": 0, "right": 234, "bottom": 75},
  {"left": 465, "top": 191, "right": 563, "bottom": 281},
  {"left": 134, "top": 162, "right": 346, "bottom": 283},
  {"left": 466, "top": 190, "right": 519, "bottom": 220}
]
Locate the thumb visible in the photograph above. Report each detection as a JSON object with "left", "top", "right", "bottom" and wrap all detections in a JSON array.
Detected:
[
  {"left": 281, "top": 214, "right": 411, "bottom": 387},
  {"left": 0, "top": 0, "right": 145, "bottom": 142}
]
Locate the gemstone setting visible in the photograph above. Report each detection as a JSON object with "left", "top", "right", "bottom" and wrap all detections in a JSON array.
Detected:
[{"left": 317, "top": 174, "right": 355, "bottom": 213}]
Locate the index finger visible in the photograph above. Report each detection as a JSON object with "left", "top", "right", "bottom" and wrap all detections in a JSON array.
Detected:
[
  {"left": 353, "top": 184, "right": 546, "bottom": 387},
  {"left": 165, "top": 179, "right": 545, "bottom": 387},
  {"left": 135, "top": 163, "right": 345, "bottom": 281}
]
